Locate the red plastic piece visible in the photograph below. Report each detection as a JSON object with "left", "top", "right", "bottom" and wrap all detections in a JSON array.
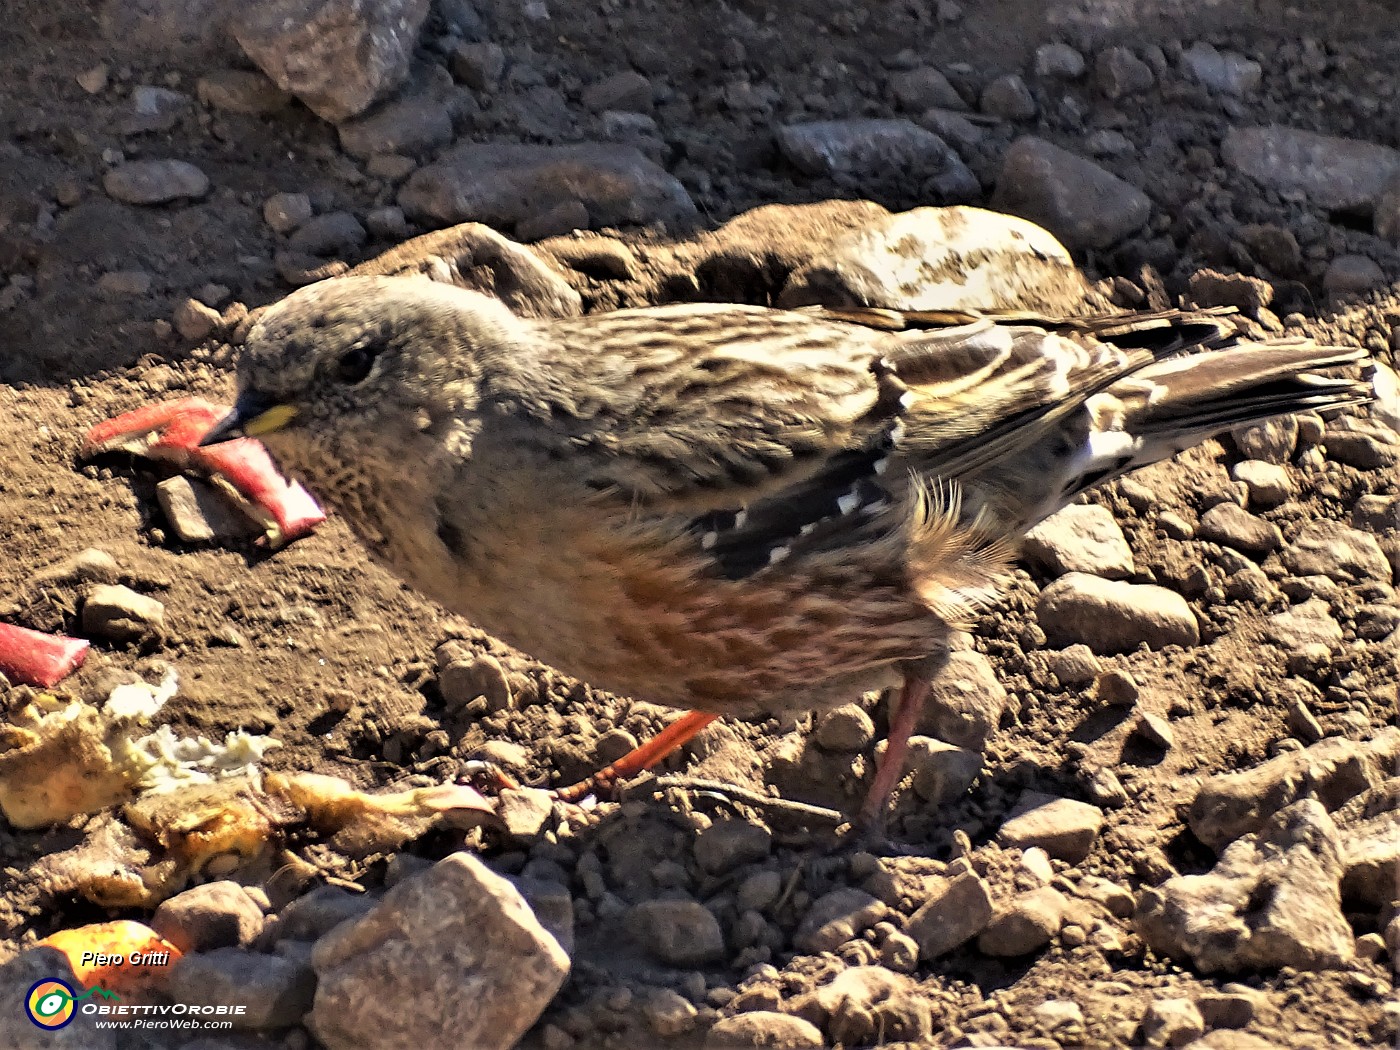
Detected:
[{"left": 0, "top": 621, "right": 89, "bottom": 687}]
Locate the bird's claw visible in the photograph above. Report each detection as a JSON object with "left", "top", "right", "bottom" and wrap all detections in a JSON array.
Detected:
[{"left": 82, "top": 398, "right": 325, "bottom": 548}]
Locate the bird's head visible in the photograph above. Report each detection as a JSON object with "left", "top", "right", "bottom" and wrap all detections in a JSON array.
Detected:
[{"left": 200, "top": 275, "right": 522, "bottom": 470}]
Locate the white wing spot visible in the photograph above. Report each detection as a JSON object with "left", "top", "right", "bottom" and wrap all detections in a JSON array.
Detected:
[
  {"left": 837, "top": 492, "right": 861, "bottom": 515},
  {"left": 768, "top": 545, "right": 791, "bottom": 565},
  {"left": 799, "top": 522, "right": 818, "bottom": 536},
  {"left": 899, "top": 391, "right": 916, "bottom": 409},
  {"left": 873, "top": 456, "right": 889, "bottom": 475},
  {"left": 889, "top": 421, "right": 907, "bottom": 444},
  {"left": 733, "top": 510, "right": 748, "bottom": 529},
  {"left": 700, "top": 531, "right": 717, "bottom": 550}
]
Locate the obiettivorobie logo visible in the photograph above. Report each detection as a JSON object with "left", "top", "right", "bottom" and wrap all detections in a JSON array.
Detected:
[{"left": 25, "top": 979, "right": 120, "bottom": 1030}]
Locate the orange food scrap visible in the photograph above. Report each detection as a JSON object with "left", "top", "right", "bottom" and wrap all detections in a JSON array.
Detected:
[{"left": 37, "top": 920, "right": 182, "bottom": 1000}]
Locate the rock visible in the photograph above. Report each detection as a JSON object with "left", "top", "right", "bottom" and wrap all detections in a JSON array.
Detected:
[
  {"left": 287, "top": 211, "right": 368, "bottom": 256},
  {"left": 977, "top": 886, "right": 1067, "bottom": 956},
  {"left": 1034, "top": 998, "right": 1085, "bottom": 1033},
  {"left": 437, "top": 650, "right": 513, "bottom": 712},
  {"left": 103, "top": 159, "right": 210, "bottom": 204},
  {"left": 1023, "top": 503, "right": 1134, "bottom": 578},
  {"left": 1372, "top": 360, "right": 1400, "bottom": 434},
  {"left": 1239, "top": 222, "right": 1303, "bottom": 275},
  {"left": 233, "top": 0, "right": 430, "bottom": 123},
  {"left": 1195, "top": 992, "right": 1256, "bottom": 1030},
  {"left": 1230, "top": 460, "right": 1293, "bottom": 508},
  {"left": 1188, "top": 727, "right": 1400, "bottom": 849},
  {"left": 1324, "top": 422, "right": 1400, "bottom": 471},
  {"left": 400, "top": 142, "right": 696, "bottom": 231},
  {"left": 156, "top": 475, "right": 259, "bottom": 543},
  {"left": 1036, "top": 573, "right": 1199, "bottom": 654},
  {"left": 276, "top": 886, "right": 377, "bottom": 942},
  {"left": 368, "top": 153, "right": 418, "bottom": 181},
  {"left": 643, "top": 988, "right": 697, "bottom": 1037},
  {"left": 1035, "top": 42, "right": 1086, "bottom": 79},
  {"left": 77, "top": 63, "right": 110, "bottom": 94},
  {"left": 980, "top": 74, "right": 1036, "bottom": 120},
  {"left": 1187, "top": 269, "right": 1273, "bottom": 315},
  {"left": 365, "top": 204, "right": 409, "bottom": 240},
  {"left": 815, "top": 703, "right": 875, "bottom": 752},
  {"left": 1261, "top": 599, "right": 1342, "bottom": 650},
  {"left": 1096, "top": 46, "right": 1155, "bottom": 98},
  {"left": 774, "top": 205, "right": 1095, "bottom": 317},
  {"left": 310, "top": 852, "right": 568, "bottom": 1050},
  {"left": 1282, "top": 521, "right": 1392, "bottom": 584},
  {"left": 196, "top": 69, "right": 293, "bottom": 114},
  {"left": 337, "top": 93, "right": 454, "bottom": 159},
  {"left": 167, "top": 948, "right": 314, "bottom": 1029},
  {"left": 627, "top": 898, "right": 724, "bottom": 966},
  {"left": 1136, "top": 800, "right": 1354, "bottom": 972},
  {"left": 916, "top": 647, "right": 1007, "bottom": 751},
  {"left": 1323, "top": 254, "right": 1385, "bottom": 296},
  {"left": 497, "top": 787, "right": 554, "bottom": 842},
  {"left": 889, "top": 66, "right": 967, "bottom": 111},
  {"left": 904, "top": 870, "right": 994, "bottom": 959},
  {"left": 706, "top": 1012, "right": 824, "bottom": 1048},
  {"left": 514, "top": 876, "right": 575, "bottom": 956},
  {"left": 172, "top": 297, "right": 223, "bottom": 341},
  {"left": 516, "top": 199, "right": 590, "bottom": 241},
  {"left": 1046, "top": 644, "right": 1102, "bottom": 687},
  {"left": 788, "top": 966, "right": 931, "bottom": 1044},
  {"left": 694, "top": 821, "right": 772, "bottom": 875},
  {"left": 152, "top": 881, "right": 267, "bottom": 954},
  {"left": 902, "top": 736, "right": 982, "bottom": 805},
  {"left": 1335, "top": 777, "right": 1400, "bottom": 906},
  {"left": 583, "top": 71, "right": 652, "bottom": 112},
  {"left": 82, "top": 583, "right": 165, "bottom": 642},
  {"left": 1196, "top": 503, "right": 1282, "bottom": 556},
  {"left": 1135, "top": 711, "right": 1175, "bottom": 750},
  {"left": 0, "top": 947, "right": 117, "bottom": 1048},
  {"left": 97, "top": 269, "right": 154, "bottom": 297},
  {"left": 993, "top": 136, "right": 1151, "bottom": 250},
  {"left": 736, "top": 870, "right": 782, "bottom": 912},
  {"left": 450, "top": 41, "right": 505, "bottom": 92},
  {"left": 1353, "top": 494, "right": 1400, "bottom": 533},
  {"left": 1222, "top": 125, "right": 1400, "bottom": 213},
  {"left": 998, "top": 791, "right": 1104, "bottom": 862},
  {"left": 1232, "top": 415, "right": 1297, "bottom": 464},
  {"left": 775, "top": 119, "right": 977, "bottom": 200},
  {"left": 122, "top": 85, "right": 190, "bottom": 134},
  {"left": 263, "top": 191, "right": 313, "bottom": 233},
  {"left": 1180, "top": 43, "right": 1261, "bottom": 96},
  {"left": 792, "top": 888, "right": 887, "bottom": 954},
  {"left": 1141, "top": 998, "right": 1206, "bottom": 1048}
]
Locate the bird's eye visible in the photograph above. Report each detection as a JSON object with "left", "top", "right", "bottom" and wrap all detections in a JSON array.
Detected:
[{"left": 334, "top": 342, "right": 380, "bottom": 384}]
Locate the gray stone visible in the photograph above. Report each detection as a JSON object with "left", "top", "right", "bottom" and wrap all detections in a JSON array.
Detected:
[
  {"left": 514, "top": 876, "right": 575, "bottom": 955},
  {"left": 276, "top": 885, "right": 377, "bottom": 942},
  {"left": 889, "top": 66, "right": 967, "bottom": 111},
  {"left": 497, "top": 787, "right": 554, "bottom": 842},
  {"left": 82, "top": 583, "right": 165, "bottom": 641},
  {"left": 1180, "top": 43, "right": 1260, "bottom": 96},
  {"left": 437, "top": 650, "right": 513, "bottom": 712},
  {"left": 1036, "top": 573, "right": 1199, "bottom": 654},
  {"left": 1096, "top": 46, "right": 1155, "bottom": 98},
  {"left": 1187, "top": 269, "right": 1273, "bottom": 315},
  {"left": 263, "top": 191, "right": 313, "bottom": 233},
  {"left": 172, "top": 297, "right": 223, "bottom": 341},
  {"left": 1136, "top": 800, "right": 1354, "bottom": 973},
  {"left": 905, "top": 870, "right": 994, "bottom": 959},
  {"left": 993, "top": 136, "right": 1151, "bottom": 250},
  {"left": 310, "top": 852, "right": 568, "bottom": 1050},
  {"left": 1086, "top": 128, "right": 1134, "bottom": 156},
  {"left": 1023, "top": 503, "right": 1135, "bottom": 578},
  {"left": 1372, "top": 360, "right": 1400, "bottom": 434},
  {"left": 1335, "top": 777, "right": 1400, "bottom": 906},
  {"left": 400, "top": 142, "right": 696, "bottom": 231},
  {"left": 997, "top": 791, "right": 1104, "bottom": 862},
  {"left": 736, "top": 870, "right": 782, "bottom": 912},
  {"left": 157, "top": 475, "right": 259, "bottom": 543},
  {"left": 787, "top": 966, "right": 931, "bottom": 1044},
  {"left": 122, "top": 85, "right": 190, "bottom": 134},
  {"left": 103, "top": 159, "right": 210, "bottom": 204},
  {"left": 1324, "top": 422, "right": 1400, "bottom": 471},
  {"left": 694, "top": 820, "right": 772, "bottom": 874},
  {"left": 977, "top": 886, "right": 1067, "bottom": 956},
  {"left": 916, "top": 647, "right": 1007, "bottom": 751},
  {"left": 1282, "top": 521, "right": 1392, "bottom": 584},
  {"left": 643, "top": 988, "right": 697, "bottom": 1037},
  {"left": 287, "top": 211, "right": 368, "bottom": 256},
  {"left": 337, "top": 93, "right": 454, "bottom": 158},
  {"left": 1196, "top": 992, "right": 1256, "bottom": 1030},
  {"left": 628, "top": 898, "right": 724, "bottom": 966},
  {"left": 168, "top": 948, "right": 315, "bottom": 1029},
  {"left": 1196, "top": 503, "right": 1282, "bottom": 556},
  {"left": 1353, "top": 494, "right": 1399, "bottom": 534},
  {"left": 903, "top": 736, "right": 982, "bottom": 805},
  {"left": 1230, "top": 460, "right": 1294, "bottom": 508},
  {"left": 1231, "top": 415, "right": 1297, "bottom": 463},
  {"left": 1188, "top": 727, "right": 1400, "bottom": 849},
  {"left": 450, "top": 41, "right": 505, "bottom": 92},
  {"left": 814, "top": 703, "right": 875, "bottom": 752},
  {"left": 775, "top": 119, "right": 977, "bottom": 200},
  {"left": 706, "top": 1012, "right": 824, "bottom": 1048},
  {"left": 196, "top": 69, "right": 293, "bottom": 114},
  {"left": 153, "top": 881, "right": 267, "bottom": 954},
  {"left": 1141, "top": 997, "right": 1206, "bottom": 1048},
  {"left": 583, "top": 71, "right": 652, "bottom": 112},
  {"left": 1223, "top": 125, "right": 1400, "bottom": 213},
  {"left": 1262, "top": 600, "right": 1343, "bottom": 650},
  {"left": 365, "top": 204, "right": 409, "bottom": 240},
  {"left": 980, "top": 74, "right": 1036, "bottom": 120},
  {"left": 97, "top": 269, "right": 154, "bottom": 297},
  {"left": 0, "top": 948, "right": 117, "bottom": 1048},
  {"left": 233, "top": 0, "right": 430, "bottom": 123},
  {"left": 1323, "top": 254, "right": 1385, "bottom": 296},
  {"left": 1046, "top": 643, "right": 1102, "bottom": 687},
  {"left": 1135, "top": 711, "right": 1175, "bottom": 750},
  {"left": 793, "top": 888, "right": 887, "bottom": 954},
  {"left": 1035, "top": 42, "right": 1086, "bottom": 79}
]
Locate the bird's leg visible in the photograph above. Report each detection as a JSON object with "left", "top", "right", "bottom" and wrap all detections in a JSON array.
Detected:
[
  {"left": 555, "top": 710, "right": 720, "bottom": 802},
  {"left": 857, "top": 671, "right": 932, "bottom": 829}
]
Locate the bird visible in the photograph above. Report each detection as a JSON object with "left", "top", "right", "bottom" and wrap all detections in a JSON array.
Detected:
[{"left": 199, "top": 274, "right": 1372, "bottom": 826}]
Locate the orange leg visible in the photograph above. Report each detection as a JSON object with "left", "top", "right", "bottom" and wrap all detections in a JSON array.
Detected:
[
  {"left": 555, "top": 710, "right": 720, "bottom": 802},
  {"left": 858, "top": 673, "right": 931, "bottom": 828}
]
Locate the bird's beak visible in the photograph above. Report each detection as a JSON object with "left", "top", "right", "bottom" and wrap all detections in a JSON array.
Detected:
[{"left": 199, "top": 394, "right": 299, "bottom": 447}]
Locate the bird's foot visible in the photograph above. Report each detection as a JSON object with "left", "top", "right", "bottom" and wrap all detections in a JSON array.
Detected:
[{"left": 82, "top": 398, "right": 325, "bottom": 547}]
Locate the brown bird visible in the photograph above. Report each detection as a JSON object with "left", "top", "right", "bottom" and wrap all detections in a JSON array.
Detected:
[{"left": 201, "top": 275, "right": 1371, "bottom": 825}]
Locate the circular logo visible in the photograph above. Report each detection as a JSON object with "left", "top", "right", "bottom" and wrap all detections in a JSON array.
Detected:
[{"left": 25, "top": 979, "right": 76, "bottom": 1030}]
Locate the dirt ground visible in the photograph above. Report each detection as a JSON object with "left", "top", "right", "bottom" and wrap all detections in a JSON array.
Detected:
[{"left": 0, "top": 1, "right": 1397, "bottom": 1048}]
